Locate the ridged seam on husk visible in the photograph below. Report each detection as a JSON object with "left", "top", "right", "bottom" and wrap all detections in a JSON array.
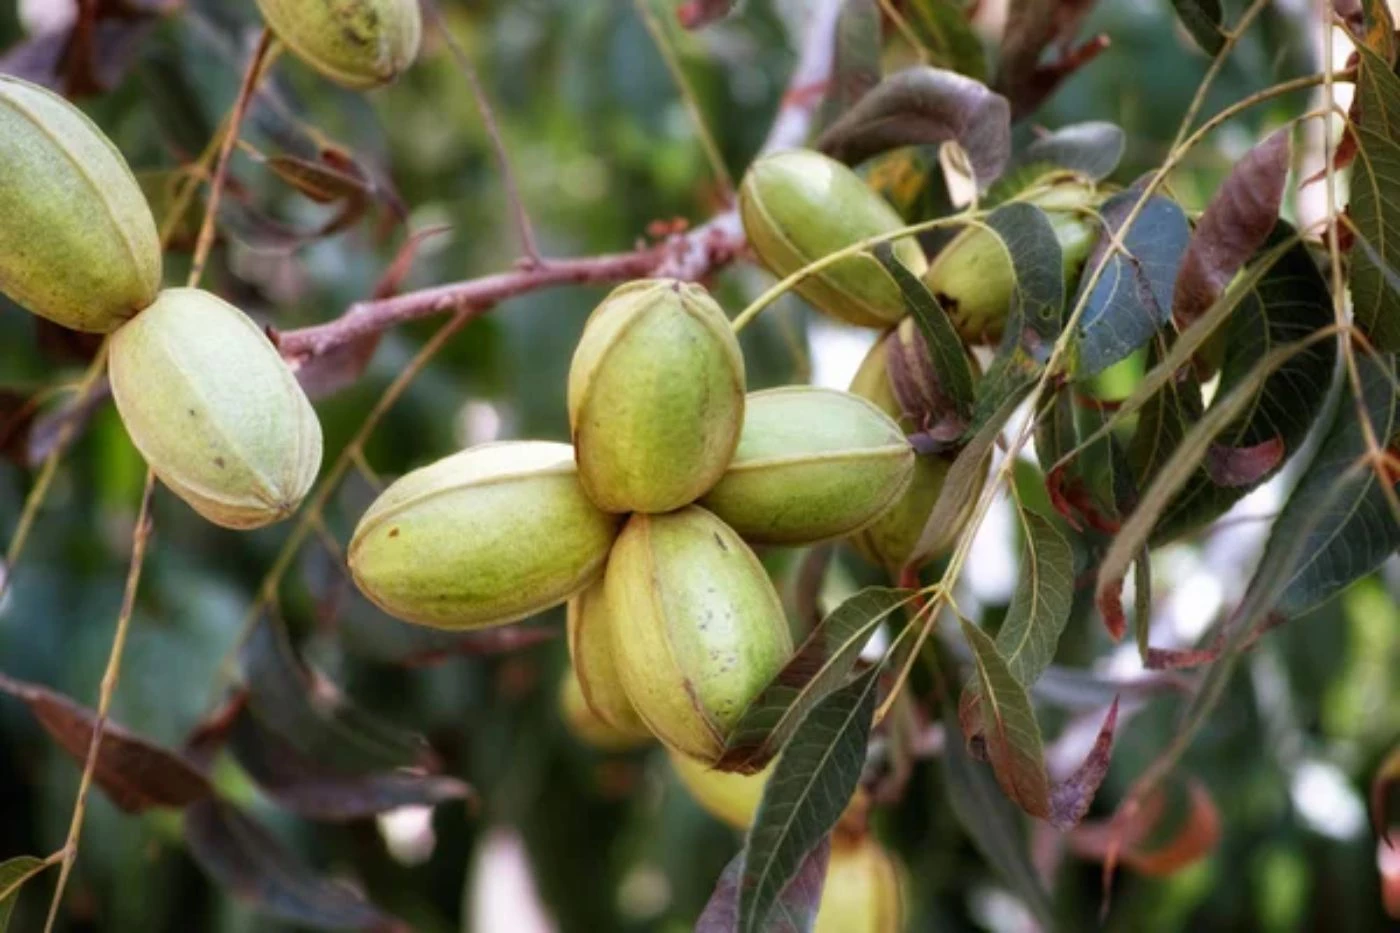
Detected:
[
  {"left": 567, "top": 579, "right": 645, "bottom": 733},
  {"left": 109, "top": 291, "right": 318, "bottom": 520},
  {"left": 0, "top": 84, "right": 151, "bottom": 315},
  {"left": 613, "top": 513, "right": 727, "bottom": 759},
  {"left": 741, "top": 173, "right": 900, "bottom": 326}
]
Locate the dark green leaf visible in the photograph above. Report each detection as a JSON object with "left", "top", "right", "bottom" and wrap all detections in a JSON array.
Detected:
[
  {"left": 1148, "top": 238, "right": 1336, "bottom": 543},
  {"left": 0, "top": 674, "right": 213, "bottom": 813},
  {"left": 903, "top": 0, "right": 987, "bottom": 80},
  {"left": 820, "top": 0, "right": 882, "bottom": 128},
  {"left": 738, "top": 666, "right": 880, "bottom": 933},
  {"left": 184, "top": 800, "right": 400, "bottom": 931},
  {"left": 0, "top": 856, "right": 47, "bottom": 933},
  {"left": 697, "top": 838, "right": 830, "bottom": 933},
  {"left": 1242, "top": 353, "right": 1399, "bottom": 618},
  {"left": 874, "top": 243, "right": 976, "bottom": 426},
  {"left": 241, "top": 614, "right": 434, "bottom": 776},
  {"left": 1169, "top": 0, "right": 1226, "bottom": 55},
  {"left": 226, "top": 703, "right": 474, "bottom": 822},
  {"left": 1348, "top": 43, "right": 1400, "bottom": 351},
  {"left": 1070, "top": 190, "right": 1190, "bottom": 379},
  {"left": 940, "top": 707, "right": 1056, "bottom": 929},
  {"left": 959, "top": 616, "right": 1050, "bottom": 817},
  {"left": 816, "top": 66, "right": 1011, "bottom": 186},
  {"left": 718, "top": 588, "right": 913, "bottom": 774},
  {"left": 995, "top": 508, "right": 1074, "bottom": 685},
  {"left": 1097, "top": 329, "right": 1338, "bottom": 620},
  {"left": 983, "top": 202, "right": 1066, "bottom": 354},
  {"left": 1174, "top": 129, "right": 1292, "bottom": 329}
]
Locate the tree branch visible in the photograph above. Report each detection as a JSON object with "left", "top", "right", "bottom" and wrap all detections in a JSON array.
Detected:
[{"left": 275, "top": 0, "right": 841, "bottom": 368}]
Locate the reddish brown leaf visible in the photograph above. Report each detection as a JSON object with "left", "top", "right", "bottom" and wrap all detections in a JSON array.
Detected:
[
  {"left": 0, "top": 674, "right": 212, "bottom": 813},
  {"left": 1095, "top": 575, "right": 1128, "bottom": 641},
  {"left": 1382, "top": 838, "right": 1400, "bottom": 918},
  {"left": 1372, "top": 745, "right": 1400, "bottom": 847},
  {"left": 184, "top": 799, "right": 404, "bottom": 932},
  {"left": 0, "top": 0, "right": 175, "bottom": 96},
  {"left": 1069, "top": 778, "right": 1221, "bottom": 877},
  {"left": 1174, "top": 130, "right": 1292, "bottom": 329},
  {"left": 22, "top": 380, "right": 111, "bottom": 468},
  {"left": 1049, "top": 698, "right": 1120, "bottom": 829},
  {"left": 696, "top": 836, "right": 830, "bottom": 933},
  {"left": 1204, "top": 436, "right": 1285, "bottom": 487},
  {"left": 677, "top": 0, "right": 740, "bottom": 29}
]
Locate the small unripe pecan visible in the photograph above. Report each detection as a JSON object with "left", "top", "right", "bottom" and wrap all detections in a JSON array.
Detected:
[
  {"left": 567, "top": 579, "right": 650, "bottom": 737},
  {"left": 256, "top": 0, "right": 422, "bottom": 89},
  {"left": 349, "top": 441, "right": 619, "bottom": 629},
  {"left": 740, "top": 149, "right": 927, "bottom": 329},
  {"left": 0, "top": 76, "right": 161, "bottom": 333},
  {"left": 606, "top": 506, "right": 792, "bottom": 764},
  {"left": 816, "top": 834, "right": 903, "bottom": 933},
  {"left": 846, "top": 319, "right": 982, "bottom": 571},
  {"left": 700, "top": 387, "right": 914, "bottom": 545},
  {"left": 670, "top": 750, "right": 771, "bottom": 830},
  {"left": 109, "top": 288, "right": 321, "bottom": 529},
  {"left": 568, "top": 280, "right": 745, "bottom": 514},
  {"left": 924, "top": 176, "right": 1100, "bottom": 345}
]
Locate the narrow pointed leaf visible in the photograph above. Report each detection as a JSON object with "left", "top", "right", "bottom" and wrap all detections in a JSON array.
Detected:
[
  {"left": 1048, "top": 698, "right": 1120, "bottom": 829},
  {"left": 816, "top": 66, "right": 1011, "bottom": 186},
  {"left": 1241, "top": 353, "right": 1399, "bottom": 619},
  {"left": 719, "top": 588, "right": 912, "bottom": 773},
  {"left": 1070, "top": 191, "right": 1190, "bottom": 379},
  {"left": 0, "top": 856, "right": 47, "bottom": 933},
  {"left": 1348, "top": 43, "right": 1400, "bottom": 351},
  {"left": 1174, "top": 129, "right": 1292, "bottom": 329},
  {"left": 1097, "top": 332, "right": 1337, "bottom": 623},
  {"left": 1170, "top": 0, "right": 1226, "bottom": 55},
  {"left": 1148, "top": 237, "right": 1336, "bottom": 543},
  {"left": 875, "top": 243, "right": 976, "bottom": 423},
  {"left": 738, "top": 666, "right": 881, "bottom": 933},
  {"left": 940, "top": 707, "right": 1056, "bottom": 928},
  {"left": 184, "top": 800, "right": 401, "bottom": 931},
  {"left": 903, "top": 0, "right": 986, "bottom": 80},
  {"left": 1069, "top": 778, "right": 1221, "bottom": 875},
  {"left": 959, "top": 616, "right": 1050, "bottom": 817},
  {"left": 0, "top": 675, "right": 212, "bottom": 813},
  {"left": 697, "top": 838, "right": 831, "bottom": 933},
  {"left": 241, "top": 614, "right": 433, "bottom": 776},
  {"left": 995, "top": 507, "right": 1074, "bottom": 684}
]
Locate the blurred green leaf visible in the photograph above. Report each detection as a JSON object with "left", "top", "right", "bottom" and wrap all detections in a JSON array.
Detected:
[
  {"left": 1169, "top": 0, "right": 1226, "bottom": 56},
  {"left": 719, "top": 587, "right": 911, "bottom": 774},
  {"left": 738, "top": 665, "right": 879, "bottom": 933},
  {"left": 995, "top": 507, "right": 1074, "bottom": 685},
  {"left": 903, "top": 0, "right": 986, "bottom": 80},
  {"left": 0, "top": 856, "right": 47, "bottom": 933}
]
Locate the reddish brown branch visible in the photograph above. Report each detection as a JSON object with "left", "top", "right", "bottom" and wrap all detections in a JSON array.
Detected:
[{"left": 276, "top": 0, "right": 842, "bottom": 368}]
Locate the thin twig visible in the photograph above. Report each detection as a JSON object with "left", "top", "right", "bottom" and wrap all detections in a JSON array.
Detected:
[
  {"left": 425, "top": 1, "right": 541, "bottom": 264},
  {"left": 42, "top": 472, "right": 156, "bottom": 933},
  {"left": 633, "top": 0, "right": 736, "bottom": 198},
  {"left": 275, "top": 0, "right": 844, "bottom": 364},
  {"left": 187, "top": 29, "right": 273, "bottom": 288}
]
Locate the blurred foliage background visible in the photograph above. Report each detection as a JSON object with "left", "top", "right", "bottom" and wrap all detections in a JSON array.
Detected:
[{"left": 0, "top": 0, "right": 1396, "bottom": 931}]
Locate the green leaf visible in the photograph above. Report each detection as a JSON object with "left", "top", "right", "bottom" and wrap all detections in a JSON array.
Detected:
[
  {"left": 903, "top": 0, "right": 987, "bottom": 80},
  {"left": 1348, "top": 43, "right": 1400, "bottom": 351},
  {"left": 959, "top": 615, "right": 1050, "bottom": 817},
  {"left": 819, "top": 0, "right": 882, "bottom": 128},
  {"left": 718, "top": 587, "right": 913, "bottom": 773},
  {"left": 874, "top": 244, "right": 977, "bottom": 425},
  {"left": 1148, "top": 238, "right": 1336, "bottom": 543},
  {"left": 0, "top": 856, "right": 47, "bottom": 933},
  {"left": 1038, "top": 388, "right": 1138, "bottom": 535},
  {"left": 738, "top": 666, "right": 881, "bottom": 933},
  {"left": 1097, "top": 330, "right": 1338, "bottom": 622},
  {"left": 983, "top": 202, "right": 1066, "bottom": 354},
  {"left": 1242, "top": 353, "right": 1399, "bottom": 619},
  {"left": 940, "top": 708, "right": 1057, "bottom": 930},
  {"left": 816, "top": 66, "right": 1011, "bottom": 186},
  {"left": 1020, "top": 122, "right": 1126, "bottom": 182},
  {"left": 1169, "top": 0, "right": 1226, "bottom": 55},
  {"left": 995, "top": 508, "right": 1074, "bottom": 685},
  {"left": 1070, "top": 191, "right": 1191, "bottom": 379},
  {"left": 697, "top": 838, "right": 830, "bottom": 933}
]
